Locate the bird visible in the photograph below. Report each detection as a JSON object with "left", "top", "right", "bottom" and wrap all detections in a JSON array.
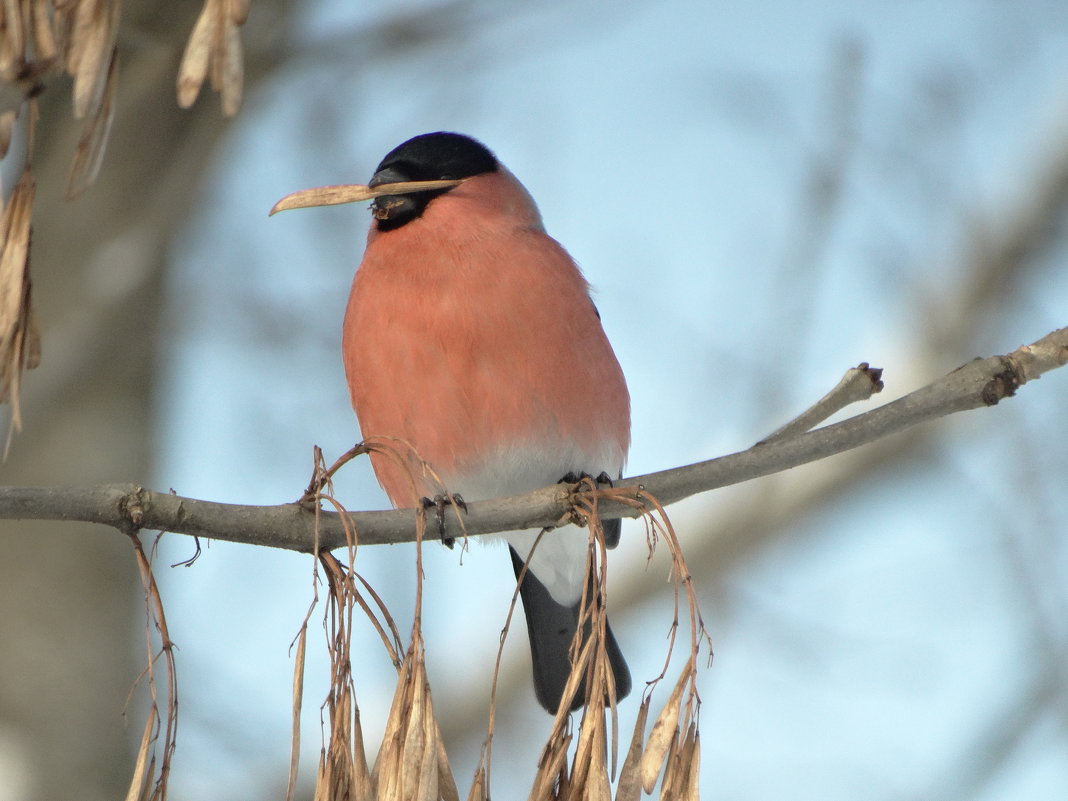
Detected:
[{"left": 340, "top": 131, "right": 631, "bottom": 713}]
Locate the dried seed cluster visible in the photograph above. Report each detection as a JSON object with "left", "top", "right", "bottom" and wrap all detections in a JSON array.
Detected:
[{"left": 0, "top": 1, "right": 249, "bottom": 439}]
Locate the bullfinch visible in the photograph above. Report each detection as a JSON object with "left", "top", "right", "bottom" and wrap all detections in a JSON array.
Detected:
[{"left": 341, "top": 132, "right": 631, "bottom": 713}]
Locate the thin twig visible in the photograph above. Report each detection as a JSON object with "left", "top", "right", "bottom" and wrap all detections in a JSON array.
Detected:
[{"left": 758, "top": 362, "right": 884, "bottom": 444}]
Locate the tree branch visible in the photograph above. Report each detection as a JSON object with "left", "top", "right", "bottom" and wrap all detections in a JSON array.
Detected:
[{"left": 2, "top": 327, "right": 1065, "bottom": 550}]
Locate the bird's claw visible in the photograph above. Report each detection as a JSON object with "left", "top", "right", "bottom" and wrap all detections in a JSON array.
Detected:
[
  {"left": 420, "top": 493, "right": 467, "bottom": 548},
  {"left": 559, "top": 471, "right": 617, "bottom": 530},
  {"left": 558, "top": 470, "right": 614, "bottom": 488}
]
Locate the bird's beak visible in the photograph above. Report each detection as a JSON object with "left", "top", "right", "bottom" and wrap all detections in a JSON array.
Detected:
[{"left": 269, "top": 177, "right": 464, "bottom": 216}]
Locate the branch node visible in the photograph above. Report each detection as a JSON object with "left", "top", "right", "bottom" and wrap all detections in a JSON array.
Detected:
[
  {"left": 981, "top": 358, "right": 1023, "bottom": 406},
  {"left": 119, "top": 486, "right": 146, "bottom": 533}
]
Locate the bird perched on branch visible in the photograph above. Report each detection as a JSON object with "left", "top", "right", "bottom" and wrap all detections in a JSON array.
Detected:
[{"left": 289, "top": 132, "right": 632, "bottom": 712}]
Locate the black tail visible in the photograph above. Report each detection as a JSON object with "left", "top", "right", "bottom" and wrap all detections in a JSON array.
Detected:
[{"left": 508, "top": 544, "right": 631, "bottom": 712}]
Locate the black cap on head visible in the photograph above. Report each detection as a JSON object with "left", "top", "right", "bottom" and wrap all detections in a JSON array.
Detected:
[{"left": 370, "top": 132, "right": 499, "bottom": 231}]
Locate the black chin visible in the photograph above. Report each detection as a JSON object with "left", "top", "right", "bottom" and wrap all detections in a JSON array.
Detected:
[{"left": 371, "top": 188, "right": 451, "bottom": 231}]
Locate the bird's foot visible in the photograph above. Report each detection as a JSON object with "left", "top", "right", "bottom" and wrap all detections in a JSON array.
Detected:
[
  {"left": 420, "top": 493, "right": 467, "bottom": 548},
  {"left": 559, "top": 472, "right": 618, "bottom": 533}
]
